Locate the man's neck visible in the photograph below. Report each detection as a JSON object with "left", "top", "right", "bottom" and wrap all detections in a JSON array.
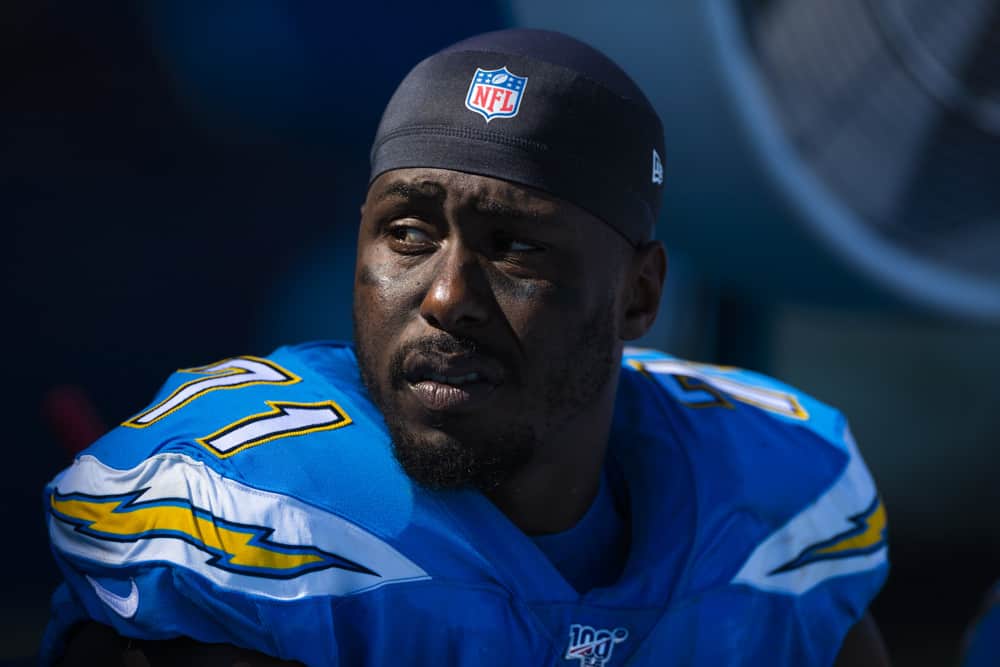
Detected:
[{"left": 484, "top": 391, "right": 617, "bottom": 535}]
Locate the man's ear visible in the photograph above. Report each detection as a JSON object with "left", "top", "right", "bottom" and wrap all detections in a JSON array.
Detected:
[{"left": 621, "top": 241, "right": 667, "bottom": 341}]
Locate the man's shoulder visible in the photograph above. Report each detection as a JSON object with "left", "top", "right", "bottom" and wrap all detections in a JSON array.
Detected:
[
  {"left": 616, "top": 347, "right": 887, "bottom": 598},
  {"left": 42, "top": 342, "right": 440, "bottom": 664},
  {"left": 617, "top": 347, "right": 855, "bottom": 494},
  {"left": 80, "top": 340, "right": 383, "bottom": 473},
  {"left": 119, "top": 340, "right": 370, "bottom": 427},
  {"left": 46, "top": 341, "right": 426, "bottom": 591},
  {"left": 619, "top": 347, "right": 848, "bottom": 448}
]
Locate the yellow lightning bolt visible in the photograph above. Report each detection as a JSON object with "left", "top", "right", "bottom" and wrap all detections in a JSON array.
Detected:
[
  {"left": 50, "top": 492, "right": 373, "bottom": 577},
  {"left": 813, "top": 500, "right": 887, "bottom": 556},
  {"left": 771, "top": 498, "right": 887, "bottom": 574}
]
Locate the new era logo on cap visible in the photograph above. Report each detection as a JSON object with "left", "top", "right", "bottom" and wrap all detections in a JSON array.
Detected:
[
  {"left": 652, "top": 148, "right": 663, "bottom": 185},
  {"left": 465, "top": 66, "right": 528, "bottom": 122}
]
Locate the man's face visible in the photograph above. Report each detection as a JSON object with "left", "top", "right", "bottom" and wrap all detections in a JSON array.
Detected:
[{"left": 353, "top": 168, "right": 631, "bottom": 491}]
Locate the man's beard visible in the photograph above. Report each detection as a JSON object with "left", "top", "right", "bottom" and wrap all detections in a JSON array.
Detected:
[
  {"left": 353, "top": 304, "right": 617, "bottom": 492},
  {"left": 385, "top": 410, "right": 536, "bottom": 492}
]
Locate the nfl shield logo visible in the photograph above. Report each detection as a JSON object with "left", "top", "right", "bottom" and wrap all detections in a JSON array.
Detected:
[{"left": 465, "top": 66, "right": 528, "bottom": 123}]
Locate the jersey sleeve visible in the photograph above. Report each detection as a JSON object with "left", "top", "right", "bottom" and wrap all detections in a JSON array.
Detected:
[
  {"left": 623, "top": 348, "right": 889, "bottom": 663},
  {"left": 41, "top": 347, "right": 427, "bottom": 666},
  {"left": 625, "top": 348, "right": 888, "bottom": 599},
  {"left": 730, "top": 424, "right": 887, "bottom": 595},
  {"left": 42, "top": 453, "right": 285, "bottom": 664},
  {"left": 724, "top": 422, "right": 888, "bottom": 666},
  {"left": 42, "top": 449, "right": 426, "bottom": 666}
]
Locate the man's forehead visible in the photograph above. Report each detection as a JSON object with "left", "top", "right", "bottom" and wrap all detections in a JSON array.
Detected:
[{"left": 367, "top": 168, "right": 576, "bottom": 220}]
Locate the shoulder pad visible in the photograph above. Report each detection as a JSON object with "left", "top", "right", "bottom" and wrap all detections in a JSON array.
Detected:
[
  {"left": 620, "top": 347, "right": 888, "bottom": 596},
  {"left": 47, "top": 341, "right": 427, "bottom": 593},
  {"left": 622, "top": 347, "right": 843, "bottom": 447}
]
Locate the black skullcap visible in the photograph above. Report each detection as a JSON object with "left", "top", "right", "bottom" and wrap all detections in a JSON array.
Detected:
[{"left": 369, "top": 29, "right": 665, "bottom": 246}]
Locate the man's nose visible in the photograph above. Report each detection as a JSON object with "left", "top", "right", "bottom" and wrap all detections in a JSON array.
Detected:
[{"left": 419, "top": 245, "right": 492, "bottom": 332}]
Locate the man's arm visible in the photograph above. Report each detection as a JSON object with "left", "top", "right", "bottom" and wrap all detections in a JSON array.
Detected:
[
  {"left": 834, "top": 613, "right": 891, "bottom": 667},
  {"left": 56, "top": 621, "right": 301, "bottom": 667}
]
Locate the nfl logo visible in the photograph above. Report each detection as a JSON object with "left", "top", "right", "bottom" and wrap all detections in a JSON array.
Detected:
[{"left": 465, "top": 66, "right": 528, "bottom": 123}]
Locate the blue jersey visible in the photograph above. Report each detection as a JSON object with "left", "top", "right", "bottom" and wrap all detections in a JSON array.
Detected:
[{"left": 42, "top": 342, "right": 888, "bottom": 666}]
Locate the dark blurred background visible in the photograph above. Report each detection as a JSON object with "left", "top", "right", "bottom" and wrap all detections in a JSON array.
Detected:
[{"left": 4, "top": 0, "right": 999, "bottom": 664}]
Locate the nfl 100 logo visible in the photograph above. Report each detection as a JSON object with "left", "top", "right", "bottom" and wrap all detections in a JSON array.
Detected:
[
  {"left": 465, "top": 66, "right": 528, "bottom": 122},
  {"left": 565, "top": 624, "right": 629, "bottom": 666}
]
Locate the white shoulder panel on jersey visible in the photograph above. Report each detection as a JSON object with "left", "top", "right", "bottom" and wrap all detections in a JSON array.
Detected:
[
  {"left": 48, "top": 453, "right": 429, "bottom": 600},
  {"left": 731, "top": 427, "right": 887, "bottom": 595}
]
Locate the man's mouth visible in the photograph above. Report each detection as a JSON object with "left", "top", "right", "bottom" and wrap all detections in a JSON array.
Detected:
[
  {"left": 402, "top": 355, "right": 504, "bottom": 413},
  {"left": 422, "top": 371, "right": 483, "bottom": 385}
]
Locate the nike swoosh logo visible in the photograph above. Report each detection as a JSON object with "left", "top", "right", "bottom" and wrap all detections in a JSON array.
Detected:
[{"left": 86, "top": 575, "right": 139, "bottom": 618}]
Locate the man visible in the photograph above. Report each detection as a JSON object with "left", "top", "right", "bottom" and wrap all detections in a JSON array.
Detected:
[{"left": 43, "top": 29, "right": 890, "bottom": 665}]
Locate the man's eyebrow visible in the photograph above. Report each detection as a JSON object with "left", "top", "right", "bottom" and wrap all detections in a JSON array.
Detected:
[
  {"left": 472, "top": 195, "right": 569, "bottom": 227},
  {"left": 373, "top": 180, "right": 446, "bottom": 204},
  {"left": 372, "top": 179, "right": 564, "bottom": 226},
  {"left": 473, "top": 197, "right": 536, "bottom": 221}
]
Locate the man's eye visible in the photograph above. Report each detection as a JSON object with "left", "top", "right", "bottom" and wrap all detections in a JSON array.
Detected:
[
  {"left": 388, "top": 225, "right": 433, "bottom": 246},
  {"left": 496, "top": 237, "right": 543, "bottom": 253}
]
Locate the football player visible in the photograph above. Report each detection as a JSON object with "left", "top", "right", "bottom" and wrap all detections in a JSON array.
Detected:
[{"left": 44, "top": 29, "right": 890, "bottom": 666}]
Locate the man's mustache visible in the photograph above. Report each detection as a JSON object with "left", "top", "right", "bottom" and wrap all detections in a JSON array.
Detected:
[{"left": 388, "top": 335, "right": 509, "bottom": 386}]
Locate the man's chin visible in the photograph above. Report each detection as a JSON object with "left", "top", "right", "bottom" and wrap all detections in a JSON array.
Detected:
[
  {"left": 386, "top": 420, "right": 535, "bottom": 492},
  {"left": 353, "top": 344, "right": 534, "bottom": 490}
]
